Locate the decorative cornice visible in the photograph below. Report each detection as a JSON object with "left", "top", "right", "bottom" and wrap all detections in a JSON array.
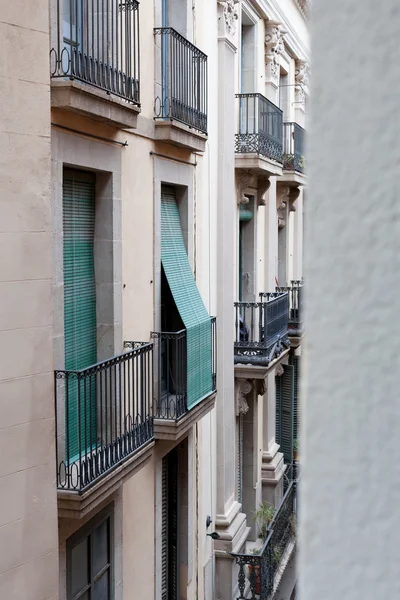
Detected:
[
  {"left": 217, "top": 0, "right": 239, "bottom": 36},
  {"left": 294, "top": 0, "right": 310, "bottom": 20},
  {"left": 275, "top": 364, "right": 284, "bottom": 377},
  {"left": 236, "top": 379, "right": 253, "bottom": 415},
  {"left": 250, "top": 0, "right": 310, "bottom": 63}
]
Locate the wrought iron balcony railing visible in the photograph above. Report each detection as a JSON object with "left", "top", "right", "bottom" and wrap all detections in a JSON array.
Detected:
[
  {"left": 274, "top": 280, "right": 304, "bottom": 336},
  {"left": 234, "top": 293, "right": 289, "bottom": 366},
  {"left": 283, "top": 122, "right": 306, "bottom": 173},
  {"left": 232, "top": 480, "right": 298, "bottom": 600},
  {"left": 154, "top": 28, "right": 208, "bottom": 134},
  {"left": 151, "top": 317, "right": 217, "bottom": 420},
  {"left": 235, "top": 93, "right": 283, "bottom": 163},
  {"left": 55, "top": 342, "right": 153, "bottom": 492},
  {"left": 50, "top": 0, "right": 140, "bottom": 104}
]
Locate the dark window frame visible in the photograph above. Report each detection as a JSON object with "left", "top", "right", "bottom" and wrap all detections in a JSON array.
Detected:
[{"left": 67, "top": 503, "right": 115, "bottom": 600}]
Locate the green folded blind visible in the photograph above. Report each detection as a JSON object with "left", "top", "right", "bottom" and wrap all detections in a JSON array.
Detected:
[
  {"left": 161, "top": 187, "right": 212, "bottom": 410},
  {"left": 239, "top": 206, "right": 253, "bottom": 221},
  {"left": 63, "top": 170, "right": 97, "bottom": 459}
]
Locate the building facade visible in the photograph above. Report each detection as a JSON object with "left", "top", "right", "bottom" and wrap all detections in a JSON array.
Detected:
[{"left": 0, "top": 1, "right": 308, "bottom": 599}]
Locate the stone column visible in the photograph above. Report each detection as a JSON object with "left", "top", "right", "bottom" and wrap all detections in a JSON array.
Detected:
[
  {"left": 293, "top": 188, "right": 304, "bottom": 280},
  {"left": 215, "top": 2, "right": 249, "bottom": 598},
  {"left": 264, "top": 179, "right": 278, "bottom": 291},
  {"left": 236, "top": 379, "right": 262, "bottom": 541},
  {"left": 261, "top": 368, "right": 285, "bottom": 508}
]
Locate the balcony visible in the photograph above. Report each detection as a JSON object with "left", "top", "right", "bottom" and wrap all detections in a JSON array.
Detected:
[
  {"left": 282, "top": 122, "right": 306, "bottom": 184},
  {"left": 234, "top": 293, "right": 290, "bottom": 375},
  {"left": 232, "top": 479, "right": 298, "bottom": 600},
  {"left": 154, "top": 28, "right": 208, "bottom": 152},
  {"left": 235, "top": 93, "right": 283, "bottom": 177},
  {"left": 275, "top": 280, "right": 304, "bottom": 342},
  {"left": 149, "top": 318, "right": 217, "bottom": 441},
  {"left": 50, "top": 0, "right": 141, "bottom": 129},
  {"left": 55, "top": 342, "right": 154, "bottom": 518}
]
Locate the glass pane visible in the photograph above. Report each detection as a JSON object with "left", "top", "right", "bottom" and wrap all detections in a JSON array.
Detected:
[
  {"left": 93, "top": 519, "right": 109, "bottom": 576},
  {"left": 94, "top": 571, "right": 110, "bottom": 600},
  {"left": 71, "top": 537, "right": 89, "bottom": 597}
]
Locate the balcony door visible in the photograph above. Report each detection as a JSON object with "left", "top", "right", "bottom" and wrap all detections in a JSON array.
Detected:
[
  {"left": 63, "top": 0, "right": 83, "bottom": 73},
  {"left": 161, "top": 0, "right": 169, "bottom": 115},
  {"left": 161, "top": 443, "right": 189, "bottom": 600},
  {"left": 63, "top": 169, "right": 97, "bottom": 461}
]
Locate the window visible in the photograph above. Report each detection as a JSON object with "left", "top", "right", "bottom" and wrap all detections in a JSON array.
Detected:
[{"left": 67, "top": 507, "right": 113, "bottom": 600}]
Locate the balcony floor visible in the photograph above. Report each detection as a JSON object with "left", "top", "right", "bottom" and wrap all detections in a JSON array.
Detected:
[
  {"left": 57, "top": 439, "right": 154, "bottom": 519},
  {"left": 154, "top": 391, "right": 216, "bottom": 441},
  {"left": 235, "top": 153, "right": 283, "bottom": 177},
  {"left": 51, "top": 79, "right": 140, "bottom": 129}
]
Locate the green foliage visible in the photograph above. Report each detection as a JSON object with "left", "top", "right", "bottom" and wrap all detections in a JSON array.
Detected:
[
  {"left": 254, "top": 501, "right": 275, "bottom": 540},
  {"left": 282, "top": 153, "right": 306, "bottom": 171},
  {"left": 272, "top": 545, "right": 283, "bottom": 566},
  {"left": 289, "top": 513, "right": 297, "bottom": 537}
]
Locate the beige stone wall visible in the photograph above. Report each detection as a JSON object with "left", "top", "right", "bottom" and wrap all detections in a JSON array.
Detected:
[
  {"left": 123, "top": 460, "right": 155, "bottom": 600},
  {"left": 0, "top": 1, "right": 59, "bottom": 599}
]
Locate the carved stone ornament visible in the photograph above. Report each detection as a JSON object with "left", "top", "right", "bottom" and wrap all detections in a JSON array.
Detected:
[
  {"left": 277, "top": 184, "right": 290, "bottom": 211},
  {"left": 295, "top": 60, "right": 309, "bottom": 105},
  {"left": 217, "top": 0, "right": 239, "bottom": 36},
  {"left": 265, "top": 21, "right": 286, "bottom": 83},
  {"left": 257, "top": 177, "right": 271, "bottom": 206},
  {"left": 236, "top": 379, "right": 252, "bottom": 416},
  {"left": 237, "top": 171, "right": 254, "bottom": 205},
  {"left": 258, "top": 378, "right": 268, "bottom": 396},
  {"left": 275, "top": 364, "right": 284, "bottom": 377},
  {"left": 295, "top": 0, "right": 310, "bottom": 19},
  {"left": 289, "top": 186, "right": 301, "bottom": 212}
]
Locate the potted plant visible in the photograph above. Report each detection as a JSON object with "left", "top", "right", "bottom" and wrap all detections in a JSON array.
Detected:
[
  {"left": 247, "top": 548, "right": 261, "bottom": 595},
  {"left": 272, "top": 545, "right": 283, "bottom": 567},
  {"left": 289, "top": 513, "right": 297, "bottom": 538},
  {"left": 298, "top": 154, "right": 306, "bottom": 170},
  {"left": 283, "top": 153, "right": 295, "bottom": 170},
  {"left": 254, "top": 501, "right": 275, "bottom": 540},
  {"left": 246, "top": 502, "right": 275, "bottom": 595},
  {"left": 293, "top": 439, "right": 299, "bottom": 462}
]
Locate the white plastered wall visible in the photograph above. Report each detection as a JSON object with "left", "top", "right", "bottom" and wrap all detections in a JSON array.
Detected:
[{"left": 301, "top": 1, "right": 400, "bottom": 599}]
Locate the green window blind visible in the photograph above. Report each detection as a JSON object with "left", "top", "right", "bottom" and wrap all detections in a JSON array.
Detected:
[
  {"left": 63, "top": 170, "right": 97, "bottom": 460},
  {"left": 275, "top": 364, "right": 294, "bottom": 464},
  {"left": 161, "top": 187, "right": 212, "bottom": 410},
  {"left": 290, "top": 355, "right": 300, "bottom": 443}
]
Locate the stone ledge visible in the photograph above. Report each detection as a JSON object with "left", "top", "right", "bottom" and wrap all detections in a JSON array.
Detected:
[
  {"left": 215, "top": 502, "right": 250, "bottom": 556},
  {"left": 234, "top": 348, "right": 290, "bottom": 379},
  {"left": 279, "top": 170, "right": 307, "bottom": 186},
  {"left": 289, "top": 331, "right": 304, "bottom": 349},
  {"left": 57, "top": 440, "right": 154, "bottom": 519},
  {"left": 154, "top": 392, "right": 216, "bottom": 441},
  {"left": 154, "top": 119, "right": 207, "bottom": 152},
  {"left": 261, "top": 450, "right": 285, "bottom": 484},
  {"left": 235, "top": 153, "right": 283, "bottom": 177},
  {"left": 51, "top": 79, "right": 140, "bottom": 129}
]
